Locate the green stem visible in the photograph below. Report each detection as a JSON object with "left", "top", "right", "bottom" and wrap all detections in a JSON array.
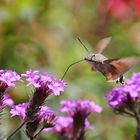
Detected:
[
  {"left": 33, "top": 126, "right": 45, "bottom": 139},
  {"left": 5, "top": 121, "right": 26, "bottom": 140},
  {"left": 134, "top": 112, "right": 140, "bottom": 140}
]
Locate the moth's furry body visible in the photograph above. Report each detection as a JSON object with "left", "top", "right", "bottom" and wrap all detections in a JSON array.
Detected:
[
  {"left": 85, "top": 54, "right": 108, "bottom": 63},
  {"left": 85, "top": 54, "right": 125, "bottom": 83}
]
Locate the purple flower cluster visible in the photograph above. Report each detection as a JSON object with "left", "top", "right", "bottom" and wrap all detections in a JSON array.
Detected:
[
  {"left": 106, "top": 72, "right": 140, "bottom": 112},
  {"left": 0, "top": 70, "right": 21, "bottom": 87},
  {"left": 7, "top": 69, "right": 67, "bottom": 139},
  {"left": 0, "top": 70, "right": 20, "bottom": 120},
  {"left": 54, "top": 116, "right": 73, "bottom": 134},
  {"left": 60, "top": 100, "right": 102, "bottom": 117},
  {"left": 0, "top": 69, "right": 66, "bottom": 140},
  {"left": 22, "top": 70, "right": 66, "bottom": 124},
  {"left": 10, "top": 102, "right": 56, "bottom": 139},
  {"left": 22, "top": 70, "right": 66, "bottom": 96},
  {"left": 52, "top": 100, "right": 102, "bottom": 139},
  {"left": 0, "top": 70, "right": 21, "bottom": 92},
  {"left": 0, "top": 69, "right": 66, "bottom": 115},
  {"left": 50, "top": 116, "right": 73, "bottom": 139},
  {"left": 0, "top": 69, "right": 103, "bottom": 140},
  {"left": 50, "top": 116, "right": 94, "bottom": 136},
  {"left": 106, "top": 72, "right": 140, "bottom": 139},
  {"left": 10, "top": 103, "right": 56, "bottom": 123}
]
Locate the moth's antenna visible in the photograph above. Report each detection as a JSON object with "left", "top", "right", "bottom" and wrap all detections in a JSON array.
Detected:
[
  {"left": 61, "top": 59, "right": 84, "bottom": 80},
  {"left": 77, "top": 37, "right": 90, "bottom": 53}
]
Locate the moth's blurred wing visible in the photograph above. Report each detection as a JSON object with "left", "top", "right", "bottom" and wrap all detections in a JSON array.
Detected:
[
  {"left": 109, "top": 57, "right": 140, "bottom": 74},
  {"left": 91, "top": 61, "right": 119, "bottom": 80},
  {"left": 102, "top": 57, "right": 140, "bottom": 81},
  {"left": 100, "top": 61, "right": 120, "bottom": 80},
  {"left": 95, "top": 37, "right": 112, "bottom": 54}
]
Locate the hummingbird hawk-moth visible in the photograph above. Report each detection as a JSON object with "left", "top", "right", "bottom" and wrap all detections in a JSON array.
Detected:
[{"left": 62, "top": 37, "right": 140, "bottom": 84}]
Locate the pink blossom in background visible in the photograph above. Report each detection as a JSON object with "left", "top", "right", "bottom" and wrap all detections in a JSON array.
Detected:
[{"left": 106, "top": 0, "right": 140, "bottom": 21}]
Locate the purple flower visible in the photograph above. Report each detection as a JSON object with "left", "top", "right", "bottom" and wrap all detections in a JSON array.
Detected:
[
  {"left": 0, "top": 70, "right": 21, "bottom": 95},
  {"left": 22, "top": 70, "right": 41, "bottom": 88},
  {"left": 48, "top": 116, "right": 93, "bottom": 136},
  {"left": 10, "top": 103, "right": 28, "bottom": 120},
  {"left": 22, "top": 70, "right": 66, "bottom": 96},
  {"left": 53, "top": 116, "right": 73, "bottom": 137},
  {"left": 123, "top": 73, "right": 140, "bottom": 99},
  {"left": 22, "top": 70, "right": 66, "bottom": 124},
  {"left": 11, "top": 103, "right": 56, "bottom": 139},
  {"left": 10, "top": 103, "right": 56, "bottom": 123},
  {"left": 57, "top": 100, "right": 101, "bottom": 140},
  {"left": 106, "top": 87, "right": 127, "bottom": 109},
  {"left": 37, "top": 106, "right": 56, "bottom": 125},
  {"left": 59, "top": 100, "right": 102, "bottom": 118},
  {"left": 106, "top": 72, "right": 140, "bottom": 139},
  {"left": 0, "top": 70, "right": 21, "bottom": 88},
  {"left": 85, "top": 119, "right": 94, "bottom": 130},
  {"left": 2, "top": 93, "right": 14, "bottom": 108},
  {"left": 48, "top": 80, "right": 66, "bottom": 96},
  {"left": 0, "top": 70, "right": 4, "bottom": 74},
  {"left": 25, "top": 105, "right": 56, "bottom": 139},
  {"left": 0, "top": 70, "right": 20, "bottom": 116},
  {"left": 106, "top": 72, "right": 140, "bottom": 111}
]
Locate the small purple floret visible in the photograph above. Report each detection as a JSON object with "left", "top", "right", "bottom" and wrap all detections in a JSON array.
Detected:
[
  {"left": 37, "top": 106, "right": 56, "bottom": 123},
  {"left": 10, "top": 103, "right": 28, "bottom": 120},
  {"left": 0, "top": 70, "right": 21, "bottom": 88},
  {"left": 2, "top": 93, "right": 14, "bottom": 108},
  {"left": 53, "top": 116, "right": 73, "bottom": 136},
  {"left": 48, "top": 80, "right": 66, "bottom": 96}
]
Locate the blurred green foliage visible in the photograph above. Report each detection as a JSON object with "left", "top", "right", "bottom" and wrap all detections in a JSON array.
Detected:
[{"left": 0, "top": 0, "right": 140, "bottom": 140}]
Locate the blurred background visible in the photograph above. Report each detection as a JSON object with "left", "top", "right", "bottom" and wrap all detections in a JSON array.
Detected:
[{"left": 0, "top": 0, "right": 140, "bottom": 140}]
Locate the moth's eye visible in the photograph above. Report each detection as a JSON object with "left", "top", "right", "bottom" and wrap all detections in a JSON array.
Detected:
[{"left": 91, "top": 55, "right": 95, "bottom": 59}]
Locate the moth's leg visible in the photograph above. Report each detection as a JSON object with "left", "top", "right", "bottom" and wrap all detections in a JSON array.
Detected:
[
  {"left": 91, "top": 66, "right": 97, "bottom": 71},
  {"left": 116, "top": 76, "right": 124, "bottom": 84},
  {"left": 119, "top": 75, "right": 124, "bottom": 84},
  {"left": 105, "top": 72, "right": 113, "bottom": 81},
  {"left": 116, "top": 80, "right": 119, "bottom": 84}
]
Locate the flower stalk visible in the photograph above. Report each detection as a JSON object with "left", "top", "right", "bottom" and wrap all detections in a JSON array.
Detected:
[
  {"left": 72, "top": 118, "right": 85, "bottom": 140},
  {"left": 5, "top": 121, "right": 26, "bottom": 140},
  {"left": 134, "top": 112, "right": 140, "bottom": 140}
]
